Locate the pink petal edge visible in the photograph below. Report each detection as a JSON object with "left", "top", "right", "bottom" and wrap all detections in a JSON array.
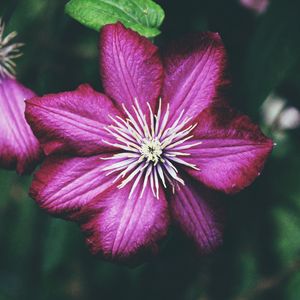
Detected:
[
  {"left": 29, "top": 154, "right": 121, "bottom": 220},
  {"left": 80, "top": 180, "right": 169, "bottom": 263},
  {"left": 25, "top": 84, "right": 121, "bottom": 157},
  {"left": 170, "top": 177, "right": 225, "bottom": 253},
  {"left": 99, "top": 22, "right": 164, "bottom": 117},
  {"left": 162, "top": 32, "right": 228, "bottom": 125},
  {"left": 0, "top": 76, "right": 41, "bottom": 174},
  {"left": 180, "top": 105, "right": 273, "bottom": 194}
]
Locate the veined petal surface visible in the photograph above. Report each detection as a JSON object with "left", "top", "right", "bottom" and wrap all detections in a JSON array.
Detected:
[
  {"left": 162, "top": 32, "right": 228, "bottom": 125},
  {"left": 99, "top": 22, "right": 163, "bottom": 115},
  {"left": 25, "top": 84, "right": 120, "bottom": 156},
  {"left": 170, "top": 178, "right": 224, "bottom": 253},
  {"left": 30, "top": 154, "right": 121, "bottom": 219},
  {"left": 181, "top": 105, "right": 273, "bottom": 194},
  {"left": 0, "top": 77, "right": 40, "bottom": 174},
  {"left": 81, "top": 180, "right": 169, "bottom": 262}
]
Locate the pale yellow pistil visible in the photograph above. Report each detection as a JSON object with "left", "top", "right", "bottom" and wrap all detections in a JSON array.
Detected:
[{"left": 140, "top": 138, "right": 162, "bottom": 165}]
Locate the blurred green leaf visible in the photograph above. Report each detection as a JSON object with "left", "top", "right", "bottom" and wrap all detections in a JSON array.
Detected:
[
  {"left": 42, "top": 219, "right": 74, "bottom": 274},
  {"left": 272, "top": 208, "right": 300, "bottom": 264},
  {"left": 269, "top": 157, "right": 300, "bottom": 265},
  {"left": 241, "top": 0, "right": 300, "bottom": 117},
  {"left": 65, "top": 0, "right": 165, "bottom": 37},
  {"left": 235, "top": 251, "right": 259, "bottom": 295},
  {"left": 285, "top": 271, "right": 300, "bottom": 300}
]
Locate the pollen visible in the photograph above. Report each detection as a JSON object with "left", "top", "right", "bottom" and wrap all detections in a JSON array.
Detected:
[{"left": 140, "top": 138, "right": 162, "bottom": 164}]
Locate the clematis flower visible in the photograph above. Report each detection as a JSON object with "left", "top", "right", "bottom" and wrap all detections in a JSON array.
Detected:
[
  {"left": 240, "top": 0, "right": 269, "bottom": 14},
  {"left": 0, "top": 19, "right": 40, "bottom": 174},
  {"left": 25, "top": 23, "right": 273, "bottom": 262}
]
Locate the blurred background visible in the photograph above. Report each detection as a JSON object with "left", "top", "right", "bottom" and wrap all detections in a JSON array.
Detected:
[{"left": 1, "top": 0, "right": 300, "bottom": 299}]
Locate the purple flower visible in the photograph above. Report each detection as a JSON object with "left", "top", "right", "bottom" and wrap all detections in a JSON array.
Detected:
[
  {"left": 25, "top": 23, "right": 273, "bottom": 262},
  {"left": 0, "top": 19, "right": 40, "bottom": 174},
  {"left": 240, "top": 0, "right": 269, "bottom": 14}
]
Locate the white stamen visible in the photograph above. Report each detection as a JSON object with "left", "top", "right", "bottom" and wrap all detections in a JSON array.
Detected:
[
  {"left": 156, "top": 164, "right": 167, "bottom": 188},
  {"left": 103, "top": 158, "right": 136, "bottom": 172},
  {"left": 153, "top": 166, "right": 160, "bottom": 199},
  {"left": 108, "top": 125, "right": 137, "bottom": 143},
  {"left": 165, "top": 135, "right": 194, "bottom": 150},
  {"left": 122, "top": 104, "right": 144, "bottom": 137},
  {"left": 157, "top": 103, "right": 170, "bottom": 138},
  {"left": 0, "top": 19, "right": 23, "bottom": 78},
  {"left": 118, "top": 163, "right": 145, "bottom": 189},
  {"left": 140, "top": 164, "right": 153, "bottom": 198},
  {"left": 112, "top": 160, "right": 142, "bottom": 183},
  {"left": 128, "top": 168, "right": 144, "bottom": 199},
  {"left": 102, "top": 99, "right": 200, "bottom": 198},
  {"left": 174, "top": 141, "right": 203, "bottom": 150},
  {"left": 155, "top": 98, "right": 162, "bottom": 135},
  {"left": 168, "top": 156, "right": 199, "bottom": 170},
  {"left": 165, "top": 151, "right": 190, "bottom": 157},
  {"left": 102, "top": 139, "right": 139, "bottom": 153}
]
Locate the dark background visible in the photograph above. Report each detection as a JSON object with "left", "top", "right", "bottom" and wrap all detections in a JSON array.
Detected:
[{"left": 1, "top": 0, "right": 300, "bottom": 299}]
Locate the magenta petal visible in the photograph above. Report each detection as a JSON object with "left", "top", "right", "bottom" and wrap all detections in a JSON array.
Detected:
[
  {"left": 170, "top": 178, "right": 224, "bottom": 253},
  {"left": 240, "top": 0, "right": 269, "bottom": 14},
  {"left": 99, "top": 23, "right": 163, "bottom": 115},
  {"left": 181, "top": 105, "right": 273, "bottom": 194},
  {"left": 30, "top": 154, "right": 120, "bottom": 219},
  {"left": 0, "top": 77, "right": 40, "bottom": 174},
  {"left": 162, "top": 32, "right": 227, "bottom": 125},
  {"left": 81, "top": 181, "right": 169, "bottom": 262},
  {"left": 25, "top": 84, "right": 120, "bottom": 156}
]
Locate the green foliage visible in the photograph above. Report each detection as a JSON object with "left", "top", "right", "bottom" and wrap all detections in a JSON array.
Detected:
[
  {"left": 65, "top": 0, "right": 165, "bottom": 37},
  {"left": 42, "top": 219, "right": 75, "bottom": 274},
  {"left": 272, "top": 207, "right": 300, "bottom": 265},
  {"left": 241, "top": 0, "right": 300, "bottom": 117},
  {"left": 286, "top": 271, "right": 300, "bottom": 300}
]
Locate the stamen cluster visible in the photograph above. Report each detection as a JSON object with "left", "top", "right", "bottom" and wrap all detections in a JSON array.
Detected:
[
  {"left": 0, "top": 19, "right": 23, "bottom": 78},
  {"left": 102, "top": 99, "right": 202, "bottom": 199}
]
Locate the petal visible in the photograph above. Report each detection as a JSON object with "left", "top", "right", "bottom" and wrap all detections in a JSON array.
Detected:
[
  {"left": 0, "top": 77, "right": 41, "bottom": 174},
  {"left": 80, "top": 181, "right": 169, "bottom": 262},
  {"left": 25, "top": 84, "right": 120, "bottom": 156},
  {"left": 162, "top": 32, "right": 228, "bottom": 125},
  {"left": 30, "top": 154, "right": 123, "bottom": 220},
  {"left": 180, "top": 105, "right": 273, "bottom": 194},
  {"left": 170, "top": 178, "right": 224, "bottom": 253},
  {"left": 99, "top": 22, "right": 163, "bottom": 115},
  {"left": 240, "top": 0, "right": 269, "bottom": 14}
]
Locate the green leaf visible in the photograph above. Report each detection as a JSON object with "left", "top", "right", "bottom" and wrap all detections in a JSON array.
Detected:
[
  {"left": 240, "top": 0, "right": 300, "bottom": 117},
  {"left": 285, "top": 271, "right": 300, "bottom": 300},
  {"left": 42, "top": 219, "right": 74, "bottom": 274},
  {"left": 65, "top": 0, "right": 165, "bottom": 38},
  {"left": 272, "top": 207, "right": 300, "bottom": 265}
]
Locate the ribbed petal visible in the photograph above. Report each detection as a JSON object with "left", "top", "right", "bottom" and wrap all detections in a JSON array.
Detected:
[
  {"left": 162, "top": 32, "right": 228, "bottom": 125},
  {"left": 170, "top": 178, "right": 224, "bottom": 253},
  {"left": 80, "top": 181, "right": 169, "bottom": 262},
  {"left": 29, "top": 154, "right": 120, "bottom": 219},
  {"left": 180, "top": 105, "right": 273, "bottom": 194},
  {"left": 0, "top": 76, "right": 40, "bottom": 174},
  {"left": 25, "top": 84, "right": 120, "bottom": 156},
  {"left": 99, "top": 22, "right": 163, "bottom": 115}
]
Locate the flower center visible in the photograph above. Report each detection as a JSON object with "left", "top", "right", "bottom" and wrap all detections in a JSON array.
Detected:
[
  {"left": 102, "top": 98, "right": 202, "bottom": 199},
  {"left": 0, "top": 18, "right": 23, "bottom": 78},
  {"left": 140, "top": 138, "right": 162, "bottom": 164}
]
